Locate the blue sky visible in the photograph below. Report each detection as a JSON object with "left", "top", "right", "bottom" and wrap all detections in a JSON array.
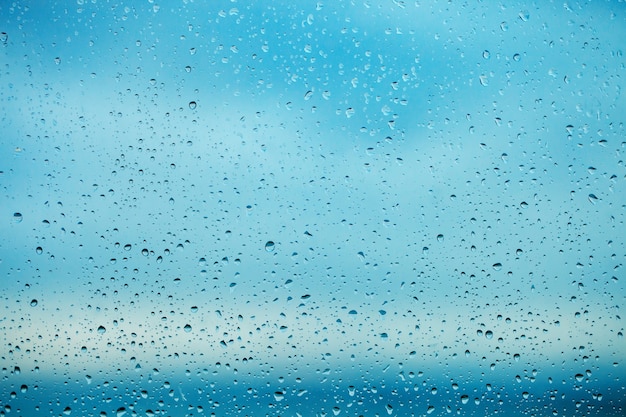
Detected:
[{"left": 1, "top": 1, "right": 625, "bottom": 415}]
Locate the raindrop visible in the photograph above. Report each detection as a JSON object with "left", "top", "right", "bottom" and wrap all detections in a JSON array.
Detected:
[
  {"left": 20, "top": 384, "right": 27, "bottom": 393},
  {"left": 13, "top": 212, "right": 23, "bottom": 223},
  {"left": 492, "top": 263, "right": 502, "bottom": 271},
  {"left": 97, "top": 326, "right": 106, "bottom": 334},
  {"left": 588, "top": 194, "right": 598, "bottom": 204},
  {"left": 36, "top": 246, "right": 43, "bottom": 255},
  {"left": 184, "top": 324, "right": 192, "bottom": 333},
  {"left": 189, "top": 101, "right": 197, "bottom": 110},
  {"left": 264, "top": 241, "right": 275, "bottom": 252},
  {"left": 482, "top": 50, "right": 490, "bottom": 59},
  {"left": 575, "top": 373, "right": 584, "bottom": 382},
  {"left": 436, "top": 234, "right": 444, "bottom": 242},
  {"left": 461, "top": 395, "right": 469, "bottom": 404},
  {"left": 30, "top": 299, "right": 38, "bottom": 307},
  {"left": 0, "top": 32, "right": 7, "bottom": 43},
  {"left": 485, "top": 330, "right": 494, "bottom": 339},
  {"left": 123, "top": 244, "right": 132, "bottom": 251}
]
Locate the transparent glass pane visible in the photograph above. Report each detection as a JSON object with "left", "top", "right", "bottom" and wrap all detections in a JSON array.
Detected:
[{"left": 1, "top": 1, "right": 624, "bottom": 416}]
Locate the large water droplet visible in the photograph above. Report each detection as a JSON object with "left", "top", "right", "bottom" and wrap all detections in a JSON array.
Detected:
[
  {"left": 13, "top": 212, "right": 23, "bottom": 223},
  {"left": 264, "top": 241, "right": 275, "bottom": 252},
  {"left": 30, "top": 299, "right": 38, "bottom": 307},
  {"left": 97, "top": 326, "right": 106, "bottom": 334}
]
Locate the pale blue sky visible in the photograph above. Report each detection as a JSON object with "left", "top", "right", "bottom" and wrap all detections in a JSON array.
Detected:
[{"left": 1, "top": 1, "right": 624, "bottom": 416}]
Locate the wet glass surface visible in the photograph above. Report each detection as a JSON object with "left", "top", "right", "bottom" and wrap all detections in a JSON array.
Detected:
[{"left": 1, "top": 1, "right": 624, "bottom": 416}]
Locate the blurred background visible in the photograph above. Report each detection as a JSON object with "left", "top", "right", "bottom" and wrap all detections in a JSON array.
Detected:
[{"left": 1, "top": 1, "right": 624, "bottom": 416}]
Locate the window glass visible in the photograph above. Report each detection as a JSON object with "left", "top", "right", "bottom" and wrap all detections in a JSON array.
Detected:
[{"left": 1, "top": 1, "right": 624, "bottom": 416}]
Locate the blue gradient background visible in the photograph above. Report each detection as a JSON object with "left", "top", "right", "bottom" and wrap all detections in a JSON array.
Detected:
[{"left": 1, "top": 1, "right": 624, "bottom": 416}]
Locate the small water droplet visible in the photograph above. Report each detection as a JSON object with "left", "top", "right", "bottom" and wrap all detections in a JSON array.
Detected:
[
  {"left": 30, "top": 299, "right": 38, "bottom": 307},
  {"left": 189, "top": 101, "right": 197, "bottom": 110},
  {"left": 588, "top": 194, "right": 598, "bottom": 204},
  {"left": 264, "top": 241, "right": 275, "bottom": 252},
  {"left": 184, "top": 324, "right": 192, "bottom": 333},
  {"left": 436, "top": 234, "right": 444, "bottom": 242},
  {"left": 13, "top": 212, "right": 23, "bottom": 223},
  {"left": 35, "top": 246, "right": 43, "bottom": 255},
  {"left": 575, "top": 373, "right": 584, "bottom": 382},
  {"left": 492, "top": 263, "right": 502, "bottom": 271},
  {"left": 482, "top": 50, "right": 490, "bottom": 59}
]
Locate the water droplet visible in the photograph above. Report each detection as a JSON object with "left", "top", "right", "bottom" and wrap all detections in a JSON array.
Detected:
[
  {"left": 513, "top": 53, "right": 521, "bottom": 61},
  {"left": 123, "top": 244, "right": 132, "bottom": 251},
  {"left": 575, "top": 373, "right": 584, "bottom": 382},
  {"left": 30, "top": 299, "right": 38, "bottom": 307},
  {"left": 63, "top": 406, "right": 71, "bottom": 415},
  {"left": 482, "top": 50, "right": 490, "bottom": 59},
  {"left": 185, "top": 65, "right": 191, "bottom": 73},
  {"left": 461, "top": 395, "right": 469, "bottom": 405},
  {"left": 520, "top": 200, "right": 529, "bottom": 209},
  {"left": 514, "top": 353, "right": 520, "bottom": 361},
  {"left": 20, "top": 384, "right": 27, "bottom": 393},
  {"left": 189, "top": 101, "right": 197, "bottom": 110},
  {"left": 500, "top": 21, "right": 509, "bottom": 31},
  {"left": 264, "top": 241, "right": 275, "bottom": 252},
  {"left": 141, "top": 248, "right": 149, "bottom": 256},
  {"left": 191, "top": 306, "right": 198, "bottom": 313},
  {"left": 273, "top": 391, "right": 284, "bottom": 401},
  {"left": 97, "top": 325, "right": 106, "bottom": 334},
  {"left": 588, "top": 194, "right": 598, "bottom": 204},
  {"left": 492, "top": 263, "right": 502, "bottom": 271},
  {"left": 518, "top": 10, "right": 530, "bottom": 21},
  {"left": 479, "top": 75, "right": 488, "bottom": 86},
  {"left": 13, "top": 212, "right": 23, "bottom": 223},
  {"left": 436, "top": 234, "right": 444, "bottom": 242},
  {"left": 485, "top": 330, "right": 494, "bottom": 339},
  {"left": 184, "top": 324, "right": 192, "bottom": 333},
  {"left": 35, "top": 246, "right": 43, "bottom": 255},
  {"left": 304, "top": 90, "right": 313, "bottom": 100},
  {"left": 385, "top": 404, "right": 393, "bottom": 415},
  {"left": 0, "top": 32, "right": 7, "bottom": 43}
]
